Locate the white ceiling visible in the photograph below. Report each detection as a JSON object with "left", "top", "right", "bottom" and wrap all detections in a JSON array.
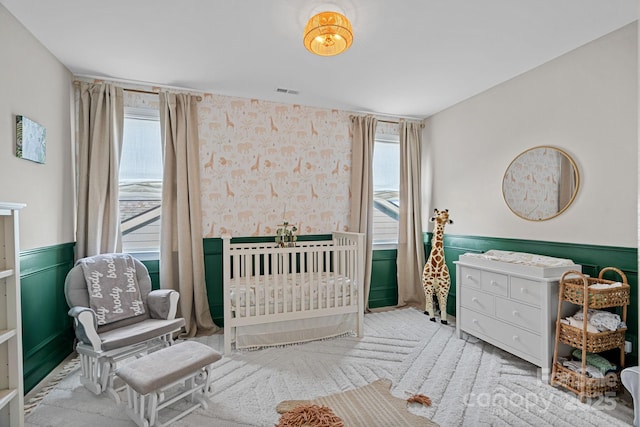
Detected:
[{"left": 2, "top": 0, "right": 637, "bottom": 118}]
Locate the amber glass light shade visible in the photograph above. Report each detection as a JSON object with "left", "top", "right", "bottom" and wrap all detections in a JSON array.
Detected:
[{"left": 303, "top": 11, "right": 353, "bottom": 56}]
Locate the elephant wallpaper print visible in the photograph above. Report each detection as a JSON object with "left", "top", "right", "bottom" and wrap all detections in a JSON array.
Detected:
[{"left": 197, "top": 94, "right": 353, "bottom": 238}]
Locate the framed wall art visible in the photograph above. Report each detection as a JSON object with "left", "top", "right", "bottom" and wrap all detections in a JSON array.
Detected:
[{"left": 16, "top": 115, "right": 46, "bottom": 164}]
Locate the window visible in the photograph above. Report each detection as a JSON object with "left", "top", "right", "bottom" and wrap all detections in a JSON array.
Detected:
[
  {"left": 119, "top": 107, "right": 162, "bottom": 254},
  {"left": 372, "top": 134, "right": 400, "bottom": 245}
]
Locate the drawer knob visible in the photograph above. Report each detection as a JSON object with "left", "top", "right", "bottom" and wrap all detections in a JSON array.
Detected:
[
  {"left": 466, "top": 274, "right": 473, "bottom": 280},
  {"left": 472, "top": 319, "right": 478, "bottom": 324},
  {"left": 472, "top": 297, "right": 479, "bottom": 303},
  {"left": 490, "top": 280, "right": 498, "bottom": 286},
  {"left": 520, "top": 288, "right": 528, "bottom": 294},
  {"left": 512, "top": 310, "right": 519, "bottom": 317},
  {"left": 512, "top": 335, "right": 520, "bottom": 341}
]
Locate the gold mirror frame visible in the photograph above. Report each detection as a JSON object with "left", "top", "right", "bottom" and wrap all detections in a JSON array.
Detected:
[{"left": 502, "top": 146, "right": 579, "bottom": 221}]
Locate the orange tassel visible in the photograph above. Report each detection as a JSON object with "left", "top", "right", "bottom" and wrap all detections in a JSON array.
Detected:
[
  {"left": 407, "top": 394, "right": 432, "bottom": 407},
  {"left": 276, "top": 404, "right": 344, "bottom": 427}
]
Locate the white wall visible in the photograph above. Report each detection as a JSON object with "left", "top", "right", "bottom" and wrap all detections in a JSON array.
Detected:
[
  {"left": 0, "top": 5, "right": 75, "bottom": 250},
  {"left": 1, "top": 2, "right": 637, "bottom": 250},
  {"left": 425, "top": 22, "right": 638, "bottom": 248}
]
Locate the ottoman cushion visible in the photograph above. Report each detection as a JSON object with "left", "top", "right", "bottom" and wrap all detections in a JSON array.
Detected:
[{"left": 116, "top": 341, "right": 221, "bottom": 395}]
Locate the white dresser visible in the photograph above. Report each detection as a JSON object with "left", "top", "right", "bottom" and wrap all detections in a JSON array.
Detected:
[{"left": 455, "top": 254, "right": 580, "bottom": 380}]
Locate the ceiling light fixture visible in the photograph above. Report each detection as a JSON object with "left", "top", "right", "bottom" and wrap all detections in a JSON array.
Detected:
[{"left": 303, "top": 11, "right": 353, "bottom": 56}]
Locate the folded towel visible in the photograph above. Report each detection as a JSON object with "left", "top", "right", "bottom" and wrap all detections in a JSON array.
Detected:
[
  {"left": 589, "top": 282, "right": 622, "bottom": 290},
  {"left": 573, "top": 309, "right": 622, "bottom": 332},
  {"left": 571, "top": 349, "right": 617, "bottom": 375},
  {"left": 561, "top": 359, "right": 604, "bottom": 378},
  {"left": 566, "top": 316, "right": 599, "bottom": 333}
]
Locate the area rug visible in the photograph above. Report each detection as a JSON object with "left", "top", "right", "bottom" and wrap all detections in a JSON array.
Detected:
[
  {"left": 23, "top": 356, "right": 80, "bottom": 417},
  {"left": 276, "top": 379, "right": 439, "bottom": 426},
  {"left": 24, "top": 307, "right": 634, "bottom": 427}
]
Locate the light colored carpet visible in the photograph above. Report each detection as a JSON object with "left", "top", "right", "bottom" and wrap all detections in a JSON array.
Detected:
[
  {"left": 25, "top": 308, "right": 634, "bottom": 426},
  {"left": 276, "top": 378, "right": 439, "bottom": 426}
]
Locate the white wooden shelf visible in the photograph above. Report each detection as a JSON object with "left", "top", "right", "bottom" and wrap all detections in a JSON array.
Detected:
[
  {"left": 0, "top": 202, "right": 25, "bottom": 427},
  {"left": 0, "top": 329, "right": 16, "bottom": 346},
  {"left": 0, "top": 269, "right": 14, "bottom": 280},
  {"left": 0, "top": 389, "right": 18, "bottom": 412}
]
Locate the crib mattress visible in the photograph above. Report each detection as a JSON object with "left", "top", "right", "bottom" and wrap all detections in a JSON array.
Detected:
[{"left": 229, "top": 272, "right": 356, "bottom": 316}]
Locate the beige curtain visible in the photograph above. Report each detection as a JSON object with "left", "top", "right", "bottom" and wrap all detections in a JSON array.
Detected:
[
  {"left": 75, "top": 82, "right": 124, "bottom": 259},
  {"left": 397, "top": 120, "right": 426, "bottom": 307},
  {"left": 349, "top": 115, "right": 377, "bottom": 311},
  {"left": 558, "top": 153, "right": 574, "bottom": 211},
  {"left": 159, "top": 92, "right": 218, "bottom": 336}
]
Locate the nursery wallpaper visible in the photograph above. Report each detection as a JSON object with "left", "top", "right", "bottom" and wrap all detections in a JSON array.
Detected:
[
  {"left": 125, "top": 91, "right": 159, "bottom": 110},
  {"left": 197, "top": 95, "right": 353, "bottom": 238},
  {"left": 123, "top": 89, "right": 393, "bottom": 239}
]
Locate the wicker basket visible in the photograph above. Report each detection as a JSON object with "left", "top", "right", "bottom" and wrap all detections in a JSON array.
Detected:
[
  {"left": 557, "top": 323, "right": 627, "bottom": 353},
  {"left": 559, "top": 267, "right": 630, "bottom": 308},
  {"left": 551, "top": 363, "right": 619, "bottom": 399}
]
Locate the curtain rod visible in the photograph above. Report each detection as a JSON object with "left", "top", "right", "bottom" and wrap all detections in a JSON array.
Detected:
[
  {"left": 350, "top": 109, "right": 426, "bottom": 122},
  {"left": 349, "top": 115, "right": 425, "bottom": 128},
  {"left": 380, "top": 118, "right": 425, "bottom": 128},
  {"left": 73, "top": 80, "right": 203, "bottom": 101}
]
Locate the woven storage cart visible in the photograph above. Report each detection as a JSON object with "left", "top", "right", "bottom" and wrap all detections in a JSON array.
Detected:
[
  {"left": 560, "top": 267, "right": 630, "bottom": 309},
  {"left": 552, "top": 364, "right": 620, "bottom": 399},
  {"left": 550, "top": 267, "right": 630, "bottom": 402},
  {"left": 556, "top": 324, "right": 626, "bottom": 353}
]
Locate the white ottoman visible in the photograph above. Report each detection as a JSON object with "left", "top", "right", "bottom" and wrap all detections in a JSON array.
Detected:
[
  {"left": 116, "top": 341, "right": 222, "bottom": 427},
  {"left": 622, "top": 366, "right": 639, "bottom": 427}
]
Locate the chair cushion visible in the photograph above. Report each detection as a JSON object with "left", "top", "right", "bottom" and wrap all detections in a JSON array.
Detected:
[{"left": 99, "top": 318, "right": 185, "bottom": 351}]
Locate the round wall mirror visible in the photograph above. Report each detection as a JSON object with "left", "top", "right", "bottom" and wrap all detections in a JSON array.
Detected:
[{"left": 502, "top": 146, "right": 579, "bottom": 221}]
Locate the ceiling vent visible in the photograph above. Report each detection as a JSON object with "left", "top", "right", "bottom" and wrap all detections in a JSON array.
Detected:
[{"left": 275, "top": 87, "right": 299, "bottom": 95}]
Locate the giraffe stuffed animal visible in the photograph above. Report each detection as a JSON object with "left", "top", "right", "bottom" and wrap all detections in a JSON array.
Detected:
[{"left": 422, "top": 208, "right": 453, "bottom": 324}]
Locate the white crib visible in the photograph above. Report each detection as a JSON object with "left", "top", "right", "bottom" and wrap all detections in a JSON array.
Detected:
[{"left": 222, "top": 232, "right": 365, "bottom": 354}]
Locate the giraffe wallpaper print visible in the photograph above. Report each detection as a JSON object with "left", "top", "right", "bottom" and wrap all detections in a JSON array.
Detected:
[
  {"left": 197, "top": 94, "right": 353, "bottom": 238},
  {"left": 123, "top": 90, "right": 396, "bottom": 239}
]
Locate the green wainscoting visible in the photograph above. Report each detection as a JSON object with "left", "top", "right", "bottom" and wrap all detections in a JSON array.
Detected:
[
  {"left": 22, "top": 234, "right": 633, "bottom": 394},
  {"left": 20, "top": 242, "right": 76, "bottom": 393},
  {"left": 422, "top": 233, "right": 638, "bottom": 364},
  {"left": 141, "top": 259, "right": 160, "bottom": 290},
  {"left": 203, "top": 238, "right": 224, "bottom": 326},
  {"left": 370, "top": 249, "right": 398, "bottom": 308}
]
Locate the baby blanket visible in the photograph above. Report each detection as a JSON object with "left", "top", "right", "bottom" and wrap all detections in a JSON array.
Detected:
[{"left": 79, "top": 254, "right": 145, "bottom": 325}]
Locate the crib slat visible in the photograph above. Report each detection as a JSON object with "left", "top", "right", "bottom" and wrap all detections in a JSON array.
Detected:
[
  {"left": 283, "top": 251, "right": 289, "bottom": 314},
  {"left": 233, "top": 251, "right": 240, "bottom": 318},
  {"left": 253, "top": 253, "right": 261, "bottom": 318}
]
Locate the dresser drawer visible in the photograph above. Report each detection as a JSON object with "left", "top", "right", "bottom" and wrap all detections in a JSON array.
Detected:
[
  {"left": 460, "top": 309, "right": 541, "bottom": 361},
  {"left": 481, "top": 271, "right": 509, "bottom": 297},
  {"left": 495, "top": 297, "right": 541, "bottom": 332},
  {"left": 459, "top": 267, "right": 508, "bottom": 297},
  {"left": 460, "top": 288, "right": 494, "bottom": 316},
  {"left": 459, "top": 266, "right": 482, "bottom": 289},
  {"left": 510, "top": 276, "right": 543, "bottom": 307}
]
